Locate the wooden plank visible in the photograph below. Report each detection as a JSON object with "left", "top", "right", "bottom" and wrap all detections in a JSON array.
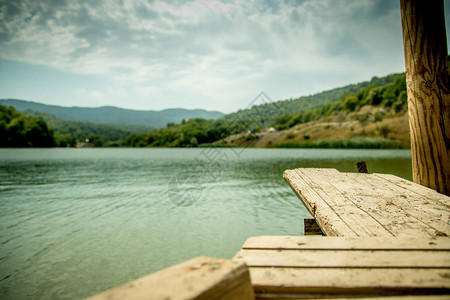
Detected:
[
  {"left": 285, "top": 168, "right": 450, "bottom": 237},
  {"left": 234, "top": 249, "right": 450, "bottom": 268},
  {"left": 337, "top": 171, "right": 450, "bottom": 237},
  {"left": 374, "top": 173, "right": 450, "bottom": 208},
  {"left": 286, "top": 168, "right": 396, "bottom": 237},
  {"left": 85, "top": 257, "right": 254, "bottom": 300},
  {"left": 303, "top": 168, "right": 439, "bottom": 237},
  {"left": 303, "top": 218, "right": 323, "bottom": 235},
  {"left": 284, "top": 168, "right": 391, "bottom": 237},
  {"left": 299, "top": 168, "right": 409, "bottom": 236},
  {"left": 249, "top": 268, "right": 450, "bottom": 295},
  {"left": 241, "top": 236, "right": 450, "bottom": 250},
  {"left": 283, "top": 168, "right": 357, "bottom": 237}
]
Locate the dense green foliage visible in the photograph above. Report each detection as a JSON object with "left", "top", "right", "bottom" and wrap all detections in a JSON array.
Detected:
[
  {"left": 271, "top": 74, "right": 407, "bottom": 130},
  {"left": 123, "top": 118, "right": 237, "bottom": 147},
  {"left": 0, "top": 105, "right": 55, "bottom": 147},
  {"left": 224, "top": 73, "right": 405, "bottom": 125}
]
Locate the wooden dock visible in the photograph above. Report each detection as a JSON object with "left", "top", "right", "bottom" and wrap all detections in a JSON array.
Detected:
[
  {"left": 85, "top": 168, "right": 450, "bottom": 299},
  {"left": 234, "top": 236, "right": 450, "bottom": 299},
  {"left": 227, "top": 168, "right": 450, "bottom": 299},
  {"left": 283, "top": 168, "right": 450, "bottom": 238}
]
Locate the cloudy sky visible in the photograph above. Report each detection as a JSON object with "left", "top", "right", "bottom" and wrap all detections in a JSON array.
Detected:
[{"left": 0, "top": 0, "right": 449, "bottom": 113}]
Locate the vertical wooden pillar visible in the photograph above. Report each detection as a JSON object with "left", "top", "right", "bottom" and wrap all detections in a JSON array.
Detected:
[{"left": 400, "top": 0, "right": 450, "bottom": 195}]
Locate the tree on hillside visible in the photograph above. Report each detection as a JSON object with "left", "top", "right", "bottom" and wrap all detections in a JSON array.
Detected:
[
  {"left": 378, "top": 125, "right": 392, "bottom": 138},
  {"left": 343, "top": 95, "right": 359, "bottom": 112},
  {"left": 0, "top": 105, "right": 55, "bottom": 147},
  {"left": 366, "top": 87, "right": 384, "bottom": 105},
  {"left": 26, "top": 117, "right": 55, "bottom": 147}
]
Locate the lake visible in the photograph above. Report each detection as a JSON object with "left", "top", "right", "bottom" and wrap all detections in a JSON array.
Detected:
[{"left": 0, "top": 148, "right": 412, "bottom": 299}]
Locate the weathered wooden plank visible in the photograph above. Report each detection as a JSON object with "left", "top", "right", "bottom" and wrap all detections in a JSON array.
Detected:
[
  {"left": 85, "top": 257, "right": 254, "bottom": 300},
  {"left": 374, "top": 173, "right": 450, "bottom": 208},
  {"left": 285, "top": 168, "right": 395, "bottom": 236},
  {"left": 234, "top": 249, "right": 450, "bottom": 268},
  {"left": 306, "top": 169, "right": 441, "bottom": 237},
  {"left": 286, "top": 168, "right": 450, "bottom": 237},
  {"left": 249, "top": 268, "right": 450, "bottom": 295},
  {"left": 241, "top": 236, "right": 450, "bottom": 250},
  {"left": 337, "top": 171, "right": 450, "bottom": 237},
  {"left": 283, "top": 168, "right": 357, "bottom": 237},
  {"left": 290, "top": 168, "right": 396, "bottom": 237},
  {"left": 303, "top": 218, "right": 323, "bottom": 235}
]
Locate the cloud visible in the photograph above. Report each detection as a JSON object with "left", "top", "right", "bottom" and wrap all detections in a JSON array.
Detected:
[
  {"left": 0, "top": 0, "right": 414, "bottom": 112},
  {"left": 75, "top": 88, "right": 106, "bottom": 104}
]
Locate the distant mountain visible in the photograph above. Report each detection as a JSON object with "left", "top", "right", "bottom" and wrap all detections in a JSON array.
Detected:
[
  {"left": 24, "top": 110, "right": 141, "bottom": 143},
  {"left": 0, "top": 99, "right": 224, "bottom": 128}
]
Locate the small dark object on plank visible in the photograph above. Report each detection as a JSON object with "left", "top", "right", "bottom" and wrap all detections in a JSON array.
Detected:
[
  {"left": 304, "top": 218, "right": 324, "bottom": 235},
  {"left": 357, "top": 161, "right": 368, "bottom": 173}
]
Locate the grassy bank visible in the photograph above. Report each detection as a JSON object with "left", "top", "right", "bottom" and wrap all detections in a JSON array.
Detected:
[{"left": 274, "top": 137, "right": 410, "bottom": 149}]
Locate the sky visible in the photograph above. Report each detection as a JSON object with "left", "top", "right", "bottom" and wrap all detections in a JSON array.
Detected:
[{"left": 0, "top": 0, "right": 449, "bottom": 113}]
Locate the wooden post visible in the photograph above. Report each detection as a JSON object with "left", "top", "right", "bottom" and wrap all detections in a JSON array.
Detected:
[
  {"left": 400, "top": 0, "right": 450, "bottom": 196},
  {"left": 304, "top": 217, "right": 324, "bottom": 235}
]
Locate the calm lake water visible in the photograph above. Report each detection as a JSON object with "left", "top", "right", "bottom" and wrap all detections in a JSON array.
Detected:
[{"left": 0, "top": 148, "right": 411, "bottom": 299}]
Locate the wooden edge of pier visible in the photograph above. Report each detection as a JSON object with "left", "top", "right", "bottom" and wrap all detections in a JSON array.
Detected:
[
  {"left": 283, "top": 168, "right": 450, "bottom": 238},
  {"left": 234, "top": 236, "right": 450, "bottom": 299},
  {"left": 84, "top": 256, "right": 254, "bottom": 300}
]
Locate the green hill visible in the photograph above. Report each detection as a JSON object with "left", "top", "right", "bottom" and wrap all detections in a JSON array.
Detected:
[
  {"left": 223, "top": 73, "right": 405, "bottom": 125},
  {"left": 224, "top": 73, "right": 409, "bottom": 149},
  {"left": 123, "top": 73, "right": 409, "bottom": 148}
]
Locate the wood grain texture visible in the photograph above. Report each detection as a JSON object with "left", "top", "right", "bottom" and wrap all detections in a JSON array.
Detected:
[
  {"left": 85, "top": 257, "right": 254, "bottom": 300},
  {"left": 283, "top": 168, "right": 450, "bottom": 237},
  {"left": 400, "top": 0, "right": 450, "bottom": 196},
  {"left": 240, "top": 236, "right": 450, "bottom": 250},
  {"left": 374, "top": 173, "right": 449, "bottom": 203},
  {"left": 249, "top": 267, "right": 450, "bottom": 299},
  {"left": 234, "top": 236, "right": 450, "bottom": 299},
  {"left": 249, "top": 267, "right": 450, "bottom": 292},
  {"left": 234, "top": 249, "right": 450, "bottom": 268}
]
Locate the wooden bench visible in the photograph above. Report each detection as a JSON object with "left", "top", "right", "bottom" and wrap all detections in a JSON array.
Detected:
[
  {"left": 85, "top": 256, "right": 254, "bottom": 300},
  {"left": 234, "top": 236, "right": 450, "bottom": 299},
  {"left": 283, "top": 168, "right": 450, "bottom": 237}
]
